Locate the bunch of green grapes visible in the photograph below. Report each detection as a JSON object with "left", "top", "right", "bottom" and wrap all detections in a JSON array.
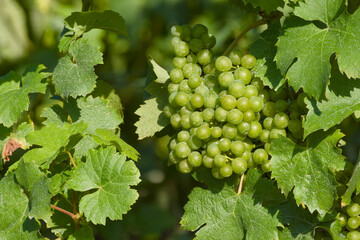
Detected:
[
  {"left": 163, "top": 23, "right": 307, "bottom": 179},
  {"left": 337, "top": 196, "right": 360, "bottom": 239}
]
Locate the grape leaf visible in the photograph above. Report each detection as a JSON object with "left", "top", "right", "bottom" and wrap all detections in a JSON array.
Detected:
[
  {"left": 0, "top": 65, "right": 50, "bottom": 127},
  {"left": 147, "top": 57, "right": 170, "bottom": 84},
  {"left": 65, "top": 10, "right": 127, "bottom": 36},
  {"left": 275, "top": 0, "right": 360, "bottom": 100},
  {"left": 66, "top": 146, "right": 141, "bottom": 225},
  {"left": 270, "top": 130, "right": 345, "bottom": 215},
  {"left": 53, "top": 38, "right": 103, "bottom": 98},
  {"left": 47, "top": 197, "right": 76, "bottom": 238},
  {"left": 341, "top": 150, "right": 360, "bottom": 206},
  {"left": 68, "top": 225, "right": 94, "bottom": 240},
  {"left": 181, "top": 169, "right": 281, "bottom": 240},
  {"left": 241, "top": 0, "right": 285, "bottom": 13},
  {"left": 41, "top": 105, "right": 68, "bottom": 126},
  {"left": 0, "top": 217, "right": 42, "bottom": 240},
  {"left": 303, "top": 64, "right": 360, "bottom": 137},
  {"left": 250, "top": 22, "right": 285, "bottom": 90}
]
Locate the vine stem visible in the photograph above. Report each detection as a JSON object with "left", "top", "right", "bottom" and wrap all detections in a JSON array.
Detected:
[
  {"left": 222, "top": 18, "right": 269, "bottom": 56},
  {"left": 73, "top": 192, "right": 80, "bottom": 230},
  {"left": 51, "top": 204, "right": 76, "bottom": 219},
  {"left": 68, "top": 151, "right": 77, "bottom": 168},
  {"left": 237, "top": 173, "right": 246, "bottom": 195}
]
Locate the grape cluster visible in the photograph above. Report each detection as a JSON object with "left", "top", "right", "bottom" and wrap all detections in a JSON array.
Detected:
[
  {"left": 164, "top": 24, "right": 307, "bottom": 179},
  {"left": 337, "top": 197, "right": 360, "bottom": 239}
]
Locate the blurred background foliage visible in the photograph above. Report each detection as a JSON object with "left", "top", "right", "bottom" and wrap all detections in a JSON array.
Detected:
[{"left": 2, "top": 0, "right": 359, "bottom": 239}]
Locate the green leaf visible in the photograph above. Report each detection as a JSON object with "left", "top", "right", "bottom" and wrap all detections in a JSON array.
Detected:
[
  {"left": 147, "top": 57, "right": 170, "bottom": 84},
  {"left": 73, "top": 135, "right": 99, "bottom": 160},
  {"left": 65, "top": 10, "right": 127, "bottom": 36},
  {"left": 303, "top": 64, "right": 360, "bottom": 137},
  {"left": 53, "top": 38, "right": 103, "bottom": 98},
  {"left": 341, "top": 150, "right": 360, "bottom": 206},
  {"left": 67, "top": 146, "right": 141, "bottom": 225},
  {"left": 270, "top": 130, "right": 345, "bottom": 215},
  {"left": 0, "top": 218, "right": 42, "bottom": 240},
  {"left": 68, "top": 225, "right": 94, "bottom": 240},
  {"left": 41, "top": 105, "right": 69, "bottom": 126},
  {"left": 181, "top": 169, "right": 281, "bottom": 240},
  {"left": 250, "top": 22, "right": 285, "bottom": 90},
  {"left": 0, "top": 65, "right": 49, "bottom": 127},
  {"left": 241, "top": 0, "right": 285, "bottom": 12},
  {"left": 275, "top": 0, "right": 360, "bottom": 100}
]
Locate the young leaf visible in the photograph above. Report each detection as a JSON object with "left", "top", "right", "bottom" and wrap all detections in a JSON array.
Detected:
[
  {"left": 270, "top": 130, "right": 345, "bottom": 215},
  {"left": 66, "top": 146, "right": 141, "bottom": 225},
  {"left": 241, "top": 0, "right": 284, "bottom": 13},
  {"left": 275, "top": 0, "right": 360, "bottom": 100},
  {"left": 53, "top": 38, "right": 103, "bottom": 98}
]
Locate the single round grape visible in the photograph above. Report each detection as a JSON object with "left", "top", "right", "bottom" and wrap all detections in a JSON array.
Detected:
[
  {"left": 196, "top": 124, "right": 211, "bottom": 140},
  {"left": 275, "top": 99, "right": 288, "bottom": 112},
  {"left": 220, "top": 164, "right": 233, "bottom": 177},
  {"left": 262, "top": 102, "right": 276, "bottom": 117},
  {"left": 248, "top": 121, "right": 262, "bottom": 138},
  {"left": 244, "top": 85, "right": 258, "bottom": 98},
  {"left": 212, "top": 167, "right": 224, "bottom": 179},
  {"left": 243, "top": 110, "right": 256, "bottom": 123},
  {"left": 189, "top": 38, "right": 203, "bottom": 52},
  {"left": 180, "top": 114, "right": 191, "bottom": 129},
  {"left": 243, "top": 138, "right": 255, "bottom": 151},
  {"left": 188, "top": 151, "right": 203, "bottom": 167},
  {"left": 247, "top": 155, "right": 255, "bottom": 169},
  {"left": 227, "top": 109, "right": 243, "bottom": 125},
  {"left": 232, "top": 158, "right": 247, "bottom": 174},
  {"left": 190, "top": 111, "right": 203, "bottom": 127},
  {"left": 214, "top": 154, "right": 227, "bottom": 167},
  {"left": 197, "top": 49, "right": 213, "bottom": 65},
  {"left": 234, "top": 133, "right": 247, "bottom": 141},
  {"left": 178, "top": 159, "right": 193, "bottom": 173},
  {"left": 204, "top": 74, "right": 218, "bottom": 89},
  {"left": 169, "top": 138, "right": 178, "bottom": 150},
  {"left": 270, "top": 128, "right": 287, "bottom": 139},
  {"left": 242, "top": 150, "right": 251, "bottom": 161},
  {"left": 347, "top": 217, "right": 360, "bottom": 230},
  {"left": 170, "top": 114, "right": 181, "bottom": 128},
  {"left": 163, "top": 105, "right": 175, "bottom": 118},
  {"left": 190, "top": 94, "right": 204, "bottom": 109},
  {"left": 348, "top": 203, "right": 360, "bottom": 217},
  {"left": 263, "top": 117, "right": 274, "bottom": 130},
  {"left": 264, "top": 143, "right": 271, "bottom": 153},
  {"left": 186, "top": 53, "right": 197, "bottom": 63},
  {"left": 253, "top": 148, "right": 268, "bottom": 165},
  {"left": 174, "top": 91, "right": 189, "bottom": 107},
  {"left": 171, "top": 25, "right": 182, "bottom": 36},
  {"left": 250, "top": 96, "right": 264, "bottom": 112},
  {"left": 174, "top": 142, "right": 191, "bottom": 159},
  {"left": 188, "top": 76, "right": 202, "bottom": 89},
  {"left": 203, "top": 62, "right": 215, "bottom": 74},
  {"left": 211, "top": 126, "right": 223, "bottom": 138},
  {"left": 288, "top": 119, "right": 302, "bottom": 133},
  {"left": 229, "top": 49, "right": 242, "bottom": 66},
  {"left": 228, "top": 80, "right": 245, "bottom": 98},
  {"left": 215, "top": 56, "right": 232, "bottom": 72},
  {"left": 202, "top": 33, "right": 216, "bottom": 49},
  {"left": 251, "top": 77, "right": 264, "bottom": 90},
  {"left": 237, "top": 121, "right": 250, "bottom": 135},
  {"left": 203, "top": 154, "right": 214, "bottom": 168},
  {"left": 167, "top": 83, "right": 179, "bottom": 94},
  {"left": 187, "top": 135, "right": 202, "bottom": 150},
  {"left": 337, "top": 213, "right": 348, "bottom": 227},
  {"left": 240, "top": 54, "right": 256, "bottom": 69},
  {"left": 173, "top": 57, "right": 187, "bottom": 69},
  {"left": 170, "top": 36, "right": 181, "bottom": 48},
  {"left": 179, "top": 106, "right": 191, "bottom": 116},
  {"left": 297, "top": 92, "right": 307, "bottom": 110},
  {"left": 169, "top": 150, "right": 181, "bottom": 165},
  {"left": 348, "top": 231, "right": 360, "bottom": 240},
  {"left": 259, "top": 129, "right": 270, "bottom": 143},
  {"left": 215, "top": 107, "right": 228, "bottom": 122},
  {"left": 192, "top": 24, "right": 208, "bottom": 38},
  {"left": 261, "top": 161, "right": 271, "bottom": 172},
  {"left": 203, "top": 108, "right": 215, "bottom": 122},
  {"left": 218, "top": 72, "right": 234, "bottom": 88},
  {"left": 195, "top": 84, "right": 210, "bottom": 97},
  {"left": 174, "top": 41, "right": 190, "bottom": 57},
  {"left": 231, "top": 141, "right": 245, "bottom": 156},
  {"left": 179, "top": 80, "right": 192, "bottom": 93},
  {"left": 203, "top": 91, "right": 218, "bottom": 109},
  {"left": 274, "top": 112, "right": 290, "bottom": 129},
  {"left": 222, "top": 123, "right": 238, "bottom": 139},
  {"left": 237, "top": 97, "right": 251, "bottom": 112},
  {"left": 234, "top": 67, "right": 252, "bottom": 84},
  {"left": 218, "top": 138, "right": 232, "bottom": 152},
  {"left": 258, "top": 89, "right": 270, "bottom": 103},
  {"left": 183, "top": 63, "right": 198, "bottom": 78},
  {"left": 170, "top": 68, "right": 184, "bottom": 83},
  {"left": 177, "top": 131, "right": 190, "bottom": 142}
]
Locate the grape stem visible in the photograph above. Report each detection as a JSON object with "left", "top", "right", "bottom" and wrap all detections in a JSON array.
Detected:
[
  {"left": 237, "top": 173, "right": 246, "bottom": 195},
  {"left": 68, "top": 151, "right": 77, "bottom": 168},
  {"left": 51, "top": 204, "right": 77, "bottom": 219},
  {"left": 223, "top": 18, "right": 269, "bottom": 56}
]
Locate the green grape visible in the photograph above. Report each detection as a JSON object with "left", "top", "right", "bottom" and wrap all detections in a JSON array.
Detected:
[
  {"left": 168, "top": 150, "right": 181, "bottom": 165},
  {"left": 187, "top": 135, "right": 202, "bottom": 150},
  {"left": 234, "top": 67, "right": 252, "bottom": 84},
  {"left": 222, "top": 123, "right": 238, "bottom": 139},
  {"left": 240, "top": 54, "right": 256, "bottom": 69},
  {"left": 251, "top": 77, "right": 264, "bottom": 90},
  {"left": 234, "top": 133, "right": 247, "bottom": 141},
  {"left": 169, "top": 138, "right": 178, "bottom": 150},
  {"left": 215, "top": 107, "right": 228, "bottom": 122},
  {"left": 231, "top": 141, "right": 245, "bottom": 156},
  {"left": 263, "top": 117, "right": 274, "bottom": 130},
  {"left": 168, "top": 83, "right": 179, "bottom": 94},
  {"left": 188, "top": 75, "right": 202, "bottom": 89},
  {"left": 203, "top": 91, "right": 218, "bottom": 109},
  {"left": 211, "top": 126, "right": 223, "bottom": 138},
  {"left": 237, "top": 121, "right": 250, "bottom": 135},
  {"left": 186, "top": 53, "right": 197, "bottom": 63},
  {"left": 212, "top": 167, "right": 224, "bottom": 179},
  {"left": 180, "top": 114, "right": 191, "bottom": 129},
  {"left": 174, "top": 41, "right": 190, "bottom": 57},
  {"left": 228, "top": 80, "right": 245, "bottom": 98},
  {"left": 178, "top": 159, "right": 193, "bottom": 173},
  {"left": 275, "top": 99, "right": 289, "bottom": 112},
  {"left": 227, "top": 109, "right": 243, "bottom": 125},
  {"left": 203, "top": 108, "right": 215, "bottom": 122},
  {"left": 163, "top": 105, "right": 175, "bottom": 118},
  {"left": 188, "top": 151, "right": 203, "bottom": 167},
  {"left": 249, "top": 96, "right": 264, "bottom": 112},
  {"left": 270, "top": 128, "right": 286, "bottom": 139},
  {"left": 218, "top": 72, "right": 234, "bottom": 88},
  {"left": 243, "top": 110, "right": 256, "bottom": 123},
  {"left": 189, "top": 38, "right": 203, "bottom": 52},
  {"left": 253, "top": 148, "right": 268, "bottom": 165},
  {"left": 173, "top": 57, "right": 187, "bottom": 69},
  {"left": 232, "top": 158, "right": 247, "bottom": 174},
  {"left": 247, "top": 155, "right": 255, "bottom": 169},
  {"left": 183, "top": 63, "right": 199, "bottom": 78},
  {"left": 204, "top": 74, "right": 218, "bottom": 89},
  {"left": 192, "top": 24, "right": 208, "bottom": 38},
  {"left": 259, "top": 129, "right": 270, "bottom": 143},
  {"left": 171, "top": 25, "right": 182, "bottom": 37},
  {"left": 274, "top": 112, "right": 290, "bottom": 129},
  {"left": 174, "top": 142, "right": 191, "bottom": 158},
  {"left": 196, "top": 124, "right": 211, "bottom": 140},
  {"left": 190, "top": 93, "right": 204, "bottom": 109},
  {"left": 258, "top": 89, "right": 270, "bottom": 103},
  {"left": 177, "top": 130, "right": 190, "bottom": 142},
  {"left": 218, "top": 138, "right": 232, "bottom": 152},
  {"left": 243, "top": 138, "right": 255, "bottom": 151},
  {"left": 297, "top": 92, "right": 307, "bottom": 110},
  {"left": 180, "top": 106, "right": 191, "bottom": 116},
  {"left": 348, "top": 203, "right": 360, "bottom": 217},
  {"left": 214, "top": 154, "right": 227, "bottom": 167},
  {"left": 203, "top": 62, "right": 215, "bottom": 74},
  {"left": 195, "top": 84, "right": 210, "bottom": 96},
  {"left": 248, "top": 121, "right": 262, "bottom": 138},
  {"left": 264, "top": 143, "right": 271, "bottom": 153},
  {"left": 202, "top": 33, "right": 216, "bottom": 49},
  {"left": 220, "top": 164, "right": 233, "bottom": 177},
  {"left": 262, "top": 102, "right": 276, "bottom": 117},
  {"left": 174, "top": 91, "right": 189, "bottom": 107},
  {"left": 337, "top": 213, "right": 348, "bottom": 227},
  {"left": 229, "top": 49, "right": 242, "bottom": 66},
  {"left": 261, "top": 161, "right": 271, "bottom": 172},
  {"left": 197, "top": 49, "right": 213, "bottom": 65},
  {"left": 347, "top": 217, "right": 360, "bottom": 230},
  {"left": 170, "top": 36, "right": 181, "bottom": 48},
  {"left": 288, "top": 118, "right": 302, "bottom": 133},
  {"left": 348, "top": 231, "right": 360, "bottom": 240},
  {"left": 244, "top": 85, "right": 258, "bottom": 98},
  {"left": 170, "top": 113, "right": 181, "bottom": 128},
  {"left": 242, "top": 150, "right": 251, "bottom": 161},
  {"left": 190, "top": 111, "right": 203, "bottom": 127},
  {"left": 237, "top": 97, "right": 251, "bottom": 112},
  {"left": 269, "top": 89, "right": 287, "bottom": 101},
  {"left": 215, "top": 56, "right": 232, "bottom": 72},
  {"left": 203, "top": 154, "right": 214, "bottom": 168},
  {"left": 179, "top": 80, "right": 192, "bottom": 93},
  {"left": 170, "top": 68, "right": 184, "bottom": 83}
]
